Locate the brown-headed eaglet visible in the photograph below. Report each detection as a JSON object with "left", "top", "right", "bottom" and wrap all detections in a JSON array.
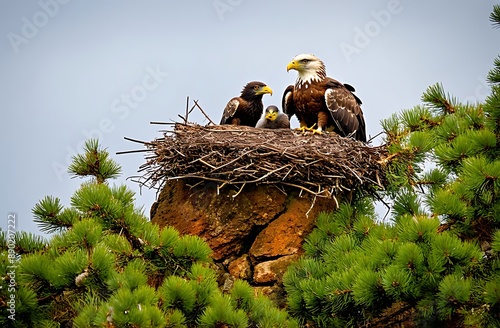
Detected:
[
  {"left": 255, "top": 105, "right": 290, "bottom": 129},
  {"left": 283, "top": 54, "right": 366, "bottom": 141},
  {"left": 220, "top": 81, "right": 273, "bottom": 127}
]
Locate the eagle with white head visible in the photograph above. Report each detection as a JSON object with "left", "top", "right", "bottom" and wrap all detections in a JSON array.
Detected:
[{"left": 283, "top": 54, "right": 366, "bottom": 141}]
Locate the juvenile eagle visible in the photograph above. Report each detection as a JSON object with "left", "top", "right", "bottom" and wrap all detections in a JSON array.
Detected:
[
  {"left": 283, "top": 54, "right": 366, "bottom": 141},
  {"left": 256, "top": 105, "right": 290, "bottom": 129},
  {"left": 220, "top": 81, "right": 273, "bottom": 126}
]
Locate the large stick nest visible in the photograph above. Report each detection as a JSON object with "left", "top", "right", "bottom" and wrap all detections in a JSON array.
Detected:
[{"left": 134, "top": 122, "right": 389, "bottom": 198}]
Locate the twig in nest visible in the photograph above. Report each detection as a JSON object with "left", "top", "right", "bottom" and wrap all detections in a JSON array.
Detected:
[
  {"left": 123, "top": 115, "right": 389, "bottom": 200},
  {"left": 194, "top": 100, "right": 216, "bottom": 125},
  {"left": 232, "top": 183, "right": 246, "bottom": 198},
  {"left": 305, "top": 195, "right": 317, "bottom": 218}
]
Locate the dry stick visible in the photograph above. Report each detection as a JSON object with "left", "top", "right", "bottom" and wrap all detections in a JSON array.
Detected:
[
  {"left": 331, "top": 194, "right": 339, "bottom": 209},
  {"left": 173, "top": 148, "right": 187, "bottom": 157},
  {"left": 232, "top": 182, "right": 246, "bottom": 198},
  {"left": 216, "top": 181, "right": 227, "bottom": 195},
  {"left": 210, "top": 149, "right": 257, "bottom": 172},
  {"left": 194, "top": 100, "right": 216, "bottom": 125},
  {"left": 123, "top": 136, "right": 152, "bottom": 145},
  {"left": 150, "top": 121, "right": 174, "bottom": 125},
  {"left": 367, "top": 130, "right": 385, "bottom": 144},
  {"left": 370, "top": 191, "right": 392, "bottom": 221},
  {"left": 188, "top": 152, "right": 216, "bottom": 165},
  {"left": 280, "top": 182, "right": 327, "bottom": 197},
  {"left": 375, "top": 171, "right": 382, "bottom": 188},
  {"left": 116, "top": 149, "right": 150, "bottom": 155},
  {"left": 187, "top": 180, "right": 205, "bottom": 189},
  {"left": 282, "top": 165, "right": 296, "bottom": 181},
  {"left": 168, "top": 174, "right": 234, "bottom": 184},
  {"left": 204, "top": 127, "right": 253, "bottom": 133},
  {"left": 305, "top": 195, "right": 317, "bottom": 218},
  {"left": 197, "top": 159, "right": 216, "bottom": 170},
  {"left": 246, "top": 165, "right": 288, "bottom": 183},
  {"left": 342, "top": 164, "right": 363, "bottom": 185},
  {"left": 178, "top": 100, "right": 194, "bottom": 124},
  {"left": 184, "top": 96, "right": 189, "bottom": 124}
]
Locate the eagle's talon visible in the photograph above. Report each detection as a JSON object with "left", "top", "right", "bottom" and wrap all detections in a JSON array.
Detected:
[
  {"left": 295, "top": 123, "right": 316, "bottom": 133},
  {"left": 295, "top": 126, "right": 307, "bottom": 133}
]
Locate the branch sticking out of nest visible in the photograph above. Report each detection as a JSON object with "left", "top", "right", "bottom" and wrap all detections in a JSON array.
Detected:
[{"left": 128, "top": 121, "right": 388, "bottom": 199}]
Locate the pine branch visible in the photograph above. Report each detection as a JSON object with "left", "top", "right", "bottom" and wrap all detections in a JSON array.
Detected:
[
  {"left": 14, "top": 232, "right": 47, "bottom": 254},
  {"left": 490, "top": 4, "right": 500, "bottom": 28},
  {"left": 9, "top": 138, "right": 298, "bottom": 328},
  {"left": 487, "top": 56, "right": 500, "bottom": 85},
  {"left": 32, "top": 196, "right": 71, "bottom": 233},
  {"left": 422, "top": 83, "right": 456, "bottom": 115},
  {"left": 68, "top": 139, "right": 121, "bottom": 183}
]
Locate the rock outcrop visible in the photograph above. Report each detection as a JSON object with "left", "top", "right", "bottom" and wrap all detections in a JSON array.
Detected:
[{"left": 150, "top": 180, "right": 338, "bottom": 305}]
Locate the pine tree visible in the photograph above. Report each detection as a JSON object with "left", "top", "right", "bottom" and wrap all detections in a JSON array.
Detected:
[
  {"left": 283, "top": 5, "right": 500, "bottom": 327},
  {"left": 0, "top": 139, "right": 297, "bottom": 327}
]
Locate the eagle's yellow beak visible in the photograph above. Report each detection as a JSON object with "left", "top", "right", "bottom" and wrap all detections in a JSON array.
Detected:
[
  {"left": 265, "top": 111, "right": 278, "bottom": 121},
  {"left": 256, "top": 85, "right": 273, "bottom": 96},
  {"left": 287, "top": 61, "right": 300, "bottom": 72}
]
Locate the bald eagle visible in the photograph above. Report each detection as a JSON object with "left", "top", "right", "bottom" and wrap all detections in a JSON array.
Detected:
[
  {"left": 256, "top": 105, "right": 290, "bottom": 129},
  {"left": 220, "top": 81, "right": 273, "bottom": 126},
  {"left": 283, "top": 54, "right": 366, "bottom": 142}
]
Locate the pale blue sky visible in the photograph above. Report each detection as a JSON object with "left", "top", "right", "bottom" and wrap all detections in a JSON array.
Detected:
[{"left": 1, "top": 0, "right": 499, "bottom": 237}]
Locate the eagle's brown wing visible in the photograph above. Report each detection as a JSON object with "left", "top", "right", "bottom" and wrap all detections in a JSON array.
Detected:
[
  {"left": 282, "top": 85, "right": 297, "bottom": 120},
  {"left": 343, "top": 83, "right": 363, "bottom": 105},
  {"left": 220, "top": 97, "right": 242, "bottom": 125},
  {"left": 324, "top": 79, "right": 366, "bottom": 142}
]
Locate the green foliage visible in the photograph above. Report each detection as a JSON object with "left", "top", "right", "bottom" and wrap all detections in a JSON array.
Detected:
[
  {"left": 32, "top": 196, "right": 70, "bottom": 233},
  {"left": 1, "top": 139, "right": 295, "bottom": 327},
  {"left": 197, "top": 294, "right": 248, "bottom": 328},
  {"left": 483, "top": 275, "right": 500, "bottom": 307},
  {"left": 493, "top": 230, "right": 500, "bottom": 253},
  {"left": 284, "top": 9, "right": 500, "bottom": 326},
  {"left": 490, "top": 4, "right": 500, "bottom": 29},
  {"left": 284, "top": 201, "right": 490, "bottom": 326},
  {"left": 160, "top": 276, "right": 197, "bottom": 314},
  {"left": 0, "top": 231, "right": 46, "bottom": 254},
  {"left": 173, "top": 235, "right": 213, "bottom": 265},
  {"left": 437, "top": 275, "right": 472, "bottom": 319},
  {"left": 68, "top": 138, "right": 121, "bottom": 183},
  {"left": 422, "top": 82, "right": 457, "bottom": 115}
]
